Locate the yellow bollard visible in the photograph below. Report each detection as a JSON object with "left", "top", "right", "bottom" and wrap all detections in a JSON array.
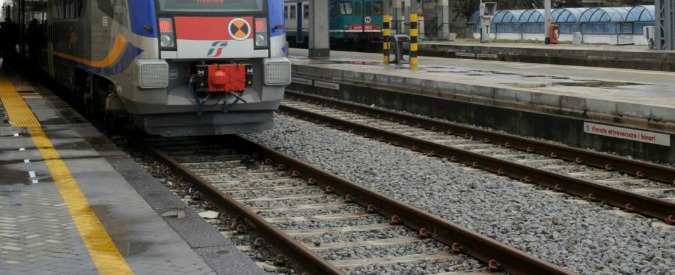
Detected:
[{"left": 410, "top": 13, "right": 418, "bottom": 68}]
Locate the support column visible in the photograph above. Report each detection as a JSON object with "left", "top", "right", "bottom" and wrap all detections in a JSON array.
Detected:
[
  {"left": 437, "top": 0, "right": 450, "bottom": 40},
  {"left": 309, "top": 0, "right": 329, "bottom": 58},
  {"left": 656, "top": 0, "right": 674, "bottom": 49},
  {"left": 393, "top": 0, "right": 402, "bottom": 33},
  {"left": 403, "top": 0, "right": 411, "bottom": 34},
  {"left": 544, "top": 0, "right": 551, "bottom": 40}
]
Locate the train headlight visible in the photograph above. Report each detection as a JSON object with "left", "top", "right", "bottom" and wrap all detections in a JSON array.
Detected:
[
  {"left": 254, "top": 18, "right": 269, "bottom": 49},
  {"left": 255, "top": 33, "right": 268, "bottom": 47},
  {"left": 158, "top": 18, "right": 176, "bottom": 49},
  {"left": 160, "top": 34, "right": 175, "bottom": 48}
]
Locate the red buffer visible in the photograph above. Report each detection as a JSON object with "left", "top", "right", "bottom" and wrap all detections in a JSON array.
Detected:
[{"left": 208, "top": 64, "right": 247, "bottom": 93}]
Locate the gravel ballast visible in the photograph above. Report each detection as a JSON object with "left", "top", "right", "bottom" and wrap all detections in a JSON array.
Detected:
[{"left": 247, "top": 115, "right": 675, "bottom": 275}]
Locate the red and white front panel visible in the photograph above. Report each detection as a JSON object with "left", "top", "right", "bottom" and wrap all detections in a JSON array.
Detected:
[{"left": 174, "top": 16, "right": 268, "bottom": 59}]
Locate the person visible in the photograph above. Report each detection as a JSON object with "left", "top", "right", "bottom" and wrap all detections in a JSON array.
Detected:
[
  {"left": 1, "top": 17, "right": 19, "bottom": 68},
  {"left": 0, "top": 20, "right": 6, "bottom": 68},
  {"left": 26, "top": 19, "right": 41, "bottom": 67}
]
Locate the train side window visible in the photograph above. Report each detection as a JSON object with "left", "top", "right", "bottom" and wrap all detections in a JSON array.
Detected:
[
  {"left": 354, "top": 2, "right": 361, "bottom": 16},
  {"left": 373, "top": 2, "right": 383, "bottom": 15},
  {"left": 284, "top": 5, "right": 288, "bottom": 19},
  {"left": 54, "top": 0, "right": 84, "bottom": 19},
  {"left": 339, "top": 2, "right": 352, "bottom": 15},
  {"left": 290, "top": 5, "right": 296, "bottom": 19},
  {"left": 68, "top": 0, "right": 84, "bottom": 19},
  {"left": 365, "top": 2, "right": 372, "bottom": 16},
  {"left": 303, "top": 4, "right": 309, "bottom": 19},
  {"left": 331, "top": 3, "right": 337, "bottom": 16}
]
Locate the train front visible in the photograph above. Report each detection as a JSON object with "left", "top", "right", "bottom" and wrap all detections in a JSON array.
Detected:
[{"left": 127, "top": 0, "right": 290, "bottom": 136}]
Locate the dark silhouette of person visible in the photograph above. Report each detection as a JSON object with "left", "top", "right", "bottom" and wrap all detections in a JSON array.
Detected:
[
  {"left": 26, "top": 19, "right": 41, "bottom": 67},
  {"left": 0, "top": 22, "right": 4, "bottom": 66},
  {"left": 1, "top": 17, "right": 19, "bottom": 68}
]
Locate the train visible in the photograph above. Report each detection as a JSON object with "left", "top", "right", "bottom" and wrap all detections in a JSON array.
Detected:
[
  {"left": 284, "top": 0, "right": 383, "bottom": 48},
  {"left": 15, "top": 0, "right": 291, "bottom": 137}
]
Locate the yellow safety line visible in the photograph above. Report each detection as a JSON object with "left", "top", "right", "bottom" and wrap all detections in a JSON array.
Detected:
[{"left": 0, "top": 76, "right": 134, "bottom": 275}]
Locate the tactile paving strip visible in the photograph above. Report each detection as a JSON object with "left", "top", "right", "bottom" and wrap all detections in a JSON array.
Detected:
[{"left": 0, "top": 78, "right": 40, "bottom": 128}]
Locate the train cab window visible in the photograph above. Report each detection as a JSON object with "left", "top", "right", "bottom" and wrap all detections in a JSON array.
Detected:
[
  {"left": 354, "top": 2, "right": 362, "bottom": 16},
  {"left": 339, "top": 2, "right": 353, "bottom": 15},
  {"left": 290, "top": 5, "right": 296, "bottom": 19},
  {"left": 303, "top": 4, "right": 310, "bottom": 19},
  {"left": 157, "top": 0, "right": 264, "bottom": 12},
  {"left": 365, "top": 2, "right": 372, "bottom": 16},
  {"left": 373, "top": 1, "right": 383, "bottom": 15}
]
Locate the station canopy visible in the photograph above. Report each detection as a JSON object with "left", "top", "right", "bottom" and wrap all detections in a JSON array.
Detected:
[
  {"left": 578, "top": 7, "right": 630, "bottom": 23},
  {"left": 625, "top": 5, "right": 655, "bottom": 22}
]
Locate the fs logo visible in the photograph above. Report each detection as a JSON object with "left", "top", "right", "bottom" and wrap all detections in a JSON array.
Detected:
[{"left": 207, "top": 41, "right": 229, "bottom": 57}]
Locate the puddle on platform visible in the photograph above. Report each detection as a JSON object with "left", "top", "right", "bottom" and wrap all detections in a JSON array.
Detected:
[
  {"left": 489, "top": 71, "right": 517, "bottom": 76},
  {"left": 0, "top": 165, "right": 31, "bottom": 185},
  {"left": 40, "top": 118, "right": 69, "bottom": 126},
  {"left": 0, "top": 189, "right": 19, "bottom": 196},
  {"left": 505, "top": 83, "right": 547, "bottom": 89},
  {"left": 553, "top": 81, "right": 641, "bottom": 87},
  {"left": 308, "top": 60, "right": 381, "bottom": 66},
  {"left": 504, "top": 81, "right": 641, "bottom": 89}
]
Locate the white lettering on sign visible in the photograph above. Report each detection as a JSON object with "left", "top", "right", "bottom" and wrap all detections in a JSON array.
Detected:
[
  {"left": 314, "top": 81, "right": 340, "bottom": 90},
  {"left": 292, "top": 77, "right": 312, "bottom": 85},
  {"left": 584, "top": 122, "right": 671, "bottom": 146}
]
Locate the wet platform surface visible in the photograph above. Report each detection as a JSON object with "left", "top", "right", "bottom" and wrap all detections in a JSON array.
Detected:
[
  {"left": 0, "top": 72, "right": 265, "bottom": 274},
  {"left": 288, "top": 48, "right": 675, "bottom": 127}
]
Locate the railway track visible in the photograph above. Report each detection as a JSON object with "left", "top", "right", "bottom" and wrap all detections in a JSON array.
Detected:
[
  {"left": 146, "top": 136, "right": 572, "bottom": 275},
  {"left": 280, "top": 91, "right": 675, "bottom": 224}
]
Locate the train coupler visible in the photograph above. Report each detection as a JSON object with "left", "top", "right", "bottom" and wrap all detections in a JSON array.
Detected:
[{"left": 193, "top": 64, "right": 253, "bottom": 93}]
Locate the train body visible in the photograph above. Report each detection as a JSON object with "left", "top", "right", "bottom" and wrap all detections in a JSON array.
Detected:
[
  {"left": 25, "top": 0, "right": 290, "bottom": 136},
  {"left": 284, "top": 0, "right": 383, "bottom": 47}
]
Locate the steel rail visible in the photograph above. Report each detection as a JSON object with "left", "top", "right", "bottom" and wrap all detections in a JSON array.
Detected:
[
  {"left": 279, "top": 103, "right": 675, "bottom": 224},
  {"left": 286, "top": 91, "right": 675, "bottom": 186},
  {"left": 232, "top": 136, "right": 573, "bottom": 275},
  {"left": 146, "top": 142, "right": 346, "bottom": 275}
]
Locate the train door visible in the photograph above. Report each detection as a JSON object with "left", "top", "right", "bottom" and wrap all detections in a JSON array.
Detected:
[{"left": 353, "top": 0, "right": 364, "bottom": 34}]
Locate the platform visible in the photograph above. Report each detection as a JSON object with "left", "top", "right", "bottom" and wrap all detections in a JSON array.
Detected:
[
  {"left": 288, "top": 48, "right": 675, "bottom": 163},
  {"left": 0, "top": 72, "right": 265, "bottom": 274}
]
